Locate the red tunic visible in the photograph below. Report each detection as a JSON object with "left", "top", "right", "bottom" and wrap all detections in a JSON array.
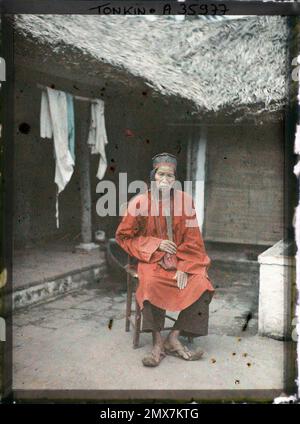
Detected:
[{"left": 115, "top": 189, "right": 214, "bottom": 312}]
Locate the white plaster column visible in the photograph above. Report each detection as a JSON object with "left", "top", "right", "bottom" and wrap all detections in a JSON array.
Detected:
[
  {"left": 75, "top": 104, "right": 99, "bottom": 252},
  {"left": 258, "top": 240, "right": 296, "bottom": 340},
  {"left": 194, "top": 126, "right": 207, "bottom": 232}
]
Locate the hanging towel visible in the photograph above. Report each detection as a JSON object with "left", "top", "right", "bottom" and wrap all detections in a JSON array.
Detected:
[
  {"left": 40, "top": 90, "right": 56, "bottom": 161},
  {"left": 295, "top": 124, "right": 300, "bottom": 155},
  {"left": 87, "top": 99, "right": 108, "bottom": 180},
  {"left": 40, "top": 90, "right": 53, "bottom": 139},
  {"left": 40, "top": 87, "right": 75, "bottom": 228},
  {"left": 66, "top": 93, "right": 75, "bottom": 162}
]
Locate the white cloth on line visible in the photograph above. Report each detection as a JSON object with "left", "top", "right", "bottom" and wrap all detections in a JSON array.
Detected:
[
  {"left": 40, "top": 90, "right": 53, "bottom": 139},
  {"left": 87, "top": 99, "right": 108, "bottom": 180},
  {"left": 40, "top": 87, "right": 75, "bottom": 228},
  {"left": 295, "top": 124, "right": 300, "bottom": 154},
  {"left": 294, "top": 161, "right": 300, "bottom": 178}
]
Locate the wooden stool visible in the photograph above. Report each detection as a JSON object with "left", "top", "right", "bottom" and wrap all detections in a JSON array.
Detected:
[{"left": 125, "top": 256, "right": 177, "bottom": 349}]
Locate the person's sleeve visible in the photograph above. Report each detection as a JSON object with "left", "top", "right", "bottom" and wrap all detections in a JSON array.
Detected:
[
  {"left": 115, "top": 208, "right": 165, "bottom": 263},
  {"left": 176, "top": 197, "right": 211, "bottom": 275}
]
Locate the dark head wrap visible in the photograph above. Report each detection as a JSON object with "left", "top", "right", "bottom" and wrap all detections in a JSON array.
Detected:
[{"left": 149, "top": 152, "right": 177, "bottom": 181}]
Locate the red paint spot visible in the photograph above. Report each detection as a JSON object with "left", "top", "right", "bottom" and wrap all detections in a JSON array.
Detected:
[{"left": 125, "top": 129, "right": 134, "bottom": 137}]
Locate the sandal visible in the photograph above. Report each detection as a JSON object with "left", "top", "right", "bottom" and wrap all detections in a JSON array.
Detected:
[
  {"left": 142, "top": 350, "right": 166, "bottom": 367},
  {"left": 164, "top": 339, "right": 204, "bottom": 361}
]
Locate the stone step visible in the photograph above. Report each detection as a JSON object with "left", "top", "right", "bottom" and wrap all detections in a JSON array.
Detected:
[
  {"left": 12, "top": 263, "right": 107, "bottom": 311},
  {"left": 208, "top": 262, "right": 259, "bottom": 289},
  {"left": 205, "top": 241, "right": 265, "bottom": 289}
]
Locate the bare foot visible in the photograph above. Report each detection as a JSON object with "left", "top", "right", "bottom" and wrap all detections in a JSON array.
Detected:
[
  {"left": 151, "top": 343, "right": 165, "bottom": 362},
  {"left": 142, "top": 343, "right": 166, "bottom": 367},
  {"left": 164, "top": 337, "right": 193, "bottom": 360}
]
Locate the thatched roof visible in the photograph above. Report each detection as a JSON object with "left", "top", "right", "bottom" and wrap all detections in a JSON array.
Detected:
[{"left": 13, "top": 15, "right": 289, "bottom": 116}]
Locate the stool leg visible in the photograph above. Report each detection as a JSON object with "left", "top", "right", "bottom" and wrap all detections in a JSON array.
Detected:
[
  {"left": 126, "top": 274, "right": 133, "bottom": 332},
  {"left": 133, "top": 297, "right": 141, "bottom": 349}
]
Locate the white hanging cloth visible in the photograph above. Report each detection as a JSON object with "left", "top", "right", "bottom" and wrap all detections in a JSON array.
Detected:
[
  {"left": 40, "top": 87, "right": 75, "bottom": 228},
  {"left": 40, "top": 90, "right": 53, "bottom": 139},
  {"left": 87, "top": 99, "right": 108, "bottom": 180},
  {"left": 295, "top": 125, "right": 300, "bottom": 155}
]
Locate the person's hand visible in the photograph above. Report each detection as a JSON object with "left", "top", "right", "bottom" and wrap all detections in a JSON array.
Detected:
[
  {"left": 173, "top": 270, "right": 188, "bottom": 290},
  {"left": 158, "top": 240, "right": 177, "bottom": 254}
]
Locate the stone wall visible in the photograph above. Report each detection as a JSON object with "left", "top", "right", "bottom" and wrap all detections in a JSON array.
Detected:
[{"left": 203, "top": 121, "right": 284, "bottom": 245}]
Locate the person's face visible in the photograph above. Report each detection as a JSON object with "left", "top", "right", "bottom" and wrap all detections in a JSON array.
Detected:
[{"left": 154, "top": 165, "right": 176, "bottom": 191}]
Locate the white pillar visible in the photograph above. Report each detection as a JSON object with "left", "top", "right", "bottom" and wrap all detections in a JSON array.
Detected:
[
  {"left": 258, "top": 240, "right": 296, "bottom": 340},
  {"left": 194, "top": 126, "right": 207, "bottom": 232},
  {"left": 75, "top": 105, "right": 99, "bottom": 252}
]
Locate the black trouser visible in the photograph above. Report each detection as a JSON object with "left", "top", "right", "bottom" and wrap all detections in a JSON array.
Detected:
[{"left": 141, "top": 290, "right": 212, "bottom": 338}]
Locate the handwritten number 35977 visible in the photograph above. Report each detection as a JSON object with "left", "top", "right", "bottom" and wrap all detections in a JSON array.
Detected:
[{"left": 176, "top": 3, "right": 229, "bottom": 15}]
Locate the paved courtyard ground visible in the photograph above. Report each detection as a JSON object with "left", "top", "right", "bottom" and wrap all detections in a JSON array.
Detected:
[{"left": 12, "top": 276, "right": 285, "bottom": 400}]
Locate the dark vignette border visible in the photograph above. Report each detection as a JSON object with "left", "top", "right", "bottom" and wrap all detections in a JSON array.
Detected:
[
  {"left": 0, "top": 0, "right": 299, "bottom": 404},
  {"left": 283, "top": 15, "right": 298, "bottom": 397},
  {"left": 0, "top": 12, "right": 14, "bottom": 402}
]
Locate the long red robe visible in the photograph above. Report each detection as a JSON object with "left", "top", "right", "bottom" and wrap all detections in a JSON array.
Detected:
[{"left": 115, "top": 189, "right": 214, "bottom": 312}]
